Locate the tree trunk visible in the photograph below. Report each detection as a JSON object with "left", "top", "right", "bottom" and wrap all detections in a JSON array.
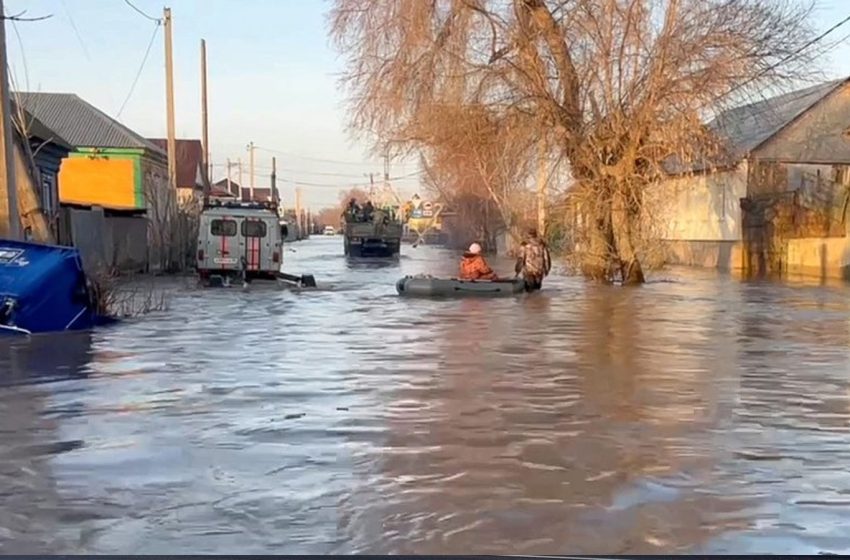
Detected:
[
  {"left": 581, "top": 197, "right": 615, "bottom": 281},
  {"left": 611, "top": 186, "right": 645, "bottom": 285}
]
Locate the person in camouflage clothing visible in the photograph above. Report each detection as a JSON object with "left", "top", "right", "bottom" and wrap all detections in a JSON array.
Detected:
[{"left": 515, "top": 229, "right": 552, "bottom": 292}]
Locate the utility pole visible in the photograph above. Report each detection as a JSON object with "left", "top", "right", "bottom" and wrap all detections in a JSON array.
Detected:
[
  {"left": 164, "top": 7, "right": 177, "bottom": 198},
  {"left": 247, "top": 141, "right": 255, "bottom": 201},
  {"left": 0, "top": 0, "right": 20, "bottom": 239},
  {"left": 271, "top": 156, "right": 277, "bottom": 208},
  {"left": 536, "top": 138, "right": 547, "bottom": 236},
  {"left": 383, "top": 152, "right": 389, "bottom": 184},
  {"left": 200, "top": 38, "right": 210, "bottom": 204},
  {"left": 295, "top": 186, "right": 303, "bottom": 239},
  {"left": 226, "top": 157, "right": 232, "bottom": 194},
  {"left": 237, "top": 157, "right": 243, "bottom": 198},
  {"left": 382, "top": 152, "right": 390, "bottom": 207}
]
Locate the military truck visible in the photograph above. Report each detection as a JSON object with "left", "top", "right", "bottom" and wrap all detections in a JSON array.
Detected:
[{"left": 343, "top": 208, "right": 402, "bottom": 258}]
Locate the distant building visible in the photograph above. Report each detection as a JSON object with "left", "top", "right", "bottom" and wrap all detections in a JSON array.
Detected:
[
  {"left": 241, "top": 187, "right": 272, "bottom": 203},
  {"left": 209, "top": 178, "right": 275, "bottom": 203},
  {"left": 210, "top": 178, "right": 240, "bottom": 199},
  {"left": 149, "top": 138, "right": 207, "bottom": 204},
  {"left": 652, "top": 77, "right": 850, "bottom": 280}
]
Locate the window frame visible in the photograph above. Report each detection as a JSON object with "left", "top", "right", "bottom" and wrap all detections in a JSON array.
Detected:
[
  {"left": 210, "top": 219, "right": 237, "bottom": 237},
  {"left": 241, "top": 220, "right": 268, "bottom": 238}
]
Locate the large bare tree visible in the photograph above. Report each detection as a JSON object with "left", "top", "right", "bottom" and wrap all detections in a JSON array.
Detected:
[{"left": 330, "top": 0, "right": 818, "bottom": 283}]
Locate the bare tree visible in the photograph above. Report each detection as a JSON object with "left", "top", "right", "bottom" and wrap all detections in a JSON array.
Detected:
[
  {"left": 315, "top": 206, "right": 341, "bottom": 228},
  {"left": 338, "top": 186, "right": 371, "bottom": 208},
  {"left": 143, "top": 169, "right": 176, "bottom": 272},
  {"left": 330, "top": 0, "right": 818, "bottom": 283}
]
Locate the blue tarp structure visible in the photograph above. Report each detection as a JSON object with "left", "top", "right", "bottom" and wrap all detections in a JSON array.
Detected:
[{"left": 0, "top": 239, "right": 100, "bottom": 335}]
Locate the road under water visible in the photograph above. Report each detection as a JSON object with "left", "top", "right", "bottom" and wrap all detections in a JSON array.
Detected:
[{"left": 2, "top": 237, "right": 850, "bottom": 554}]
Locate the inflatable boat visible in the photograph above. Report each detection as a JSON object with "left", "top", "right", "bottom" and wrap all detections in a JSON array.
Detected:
[{"left": 396, "top": 275, "right": 525, "bottom": 298}]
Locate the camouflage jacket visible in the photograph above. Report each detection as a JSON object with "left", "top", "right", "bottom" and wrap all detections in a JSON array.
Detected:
[{"left": 515, "top": 238, "right": 552, "bottom": 277}]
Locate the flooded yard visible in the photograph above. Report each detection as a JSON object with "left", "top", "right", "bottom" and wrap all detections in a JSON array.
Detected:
[{"left": 2, "top": 237, "right": 850, "bottom": 554}]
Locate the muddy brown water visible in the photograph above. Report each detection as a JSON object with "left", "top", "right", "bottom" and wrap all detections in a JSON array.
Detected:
[{"left": 2, "top": 237, "right": 850, "bottom": 554}]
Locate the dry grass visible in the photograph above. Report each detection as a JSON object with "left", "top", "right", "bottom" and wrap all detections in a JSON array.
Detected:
[{"left": 89, "top": 271, "right": 170, "bottom": 318}]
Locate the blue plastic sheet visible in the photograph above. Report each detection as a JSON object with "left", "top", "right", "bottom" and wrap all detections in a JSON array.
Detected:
[{"left": 0, "top": 239, "right": 99, "bottom": 335}]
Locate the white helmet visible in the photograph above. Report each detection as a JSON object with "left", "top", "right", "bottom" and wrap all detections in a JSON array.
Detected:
[{"left": 468, "top": 243, "right": 482, "bottom": 254}]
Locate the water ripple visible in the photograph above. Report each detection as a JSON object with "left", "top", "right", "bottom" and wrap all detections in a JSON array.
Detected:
[{"left": 2, "top": 239, "right": 850, "bottom": 554}]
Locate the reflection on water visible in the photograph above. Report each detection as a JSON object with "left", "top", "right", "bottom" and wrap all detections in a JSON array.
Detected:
[{"left": 2, "top": 237, "right": 850, "bottom": 554}]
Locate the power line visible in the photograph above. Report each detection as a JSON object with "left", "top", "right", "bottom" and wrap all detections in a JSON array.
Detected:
[
  {"left": 61, "top": 0, "right": 91, "bottom": 61},
  {"left": 726, "top": 12, "right": 850, "bottom": 99},
  {"left": 122, "top": 0, "right": 161, "bottom": 23},
  {"left": 253, "top": 145, "right": 389, "bottom": 167},
  {"left": 209, "top": 160, "right": 424, "bottom": 182},
  {"left": 9, "top": 20, "right": 28, "bottom": 93},
  {"left": 116, "top": 21, "right": 160, "bottom": 120}
]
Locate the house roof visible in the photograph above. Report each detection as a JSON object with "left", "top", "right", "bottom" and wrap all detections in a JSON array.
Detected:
[
  {"left": 708, "top": 78, "right": 849, "bottom": 160},
  {"left": 149, "top": 138, "right": 204, "bottom": 188},
  {"left": 665, "top": 78, "right": 850, "bottom": 174},
  {"left": 213, "top": 178, "right": 241, "bottom": 195},
  {"left": 9, "top": 101, "right": 73, "bottom": 152},
  {"left": 14, "top": 92, "right": 166, "bottom": 155},
  {"left": 241, "top": 187, "right": 273, "bottom": 202},
  {"left": 210, "top": 185, "right": 236, "bottom": 198}
]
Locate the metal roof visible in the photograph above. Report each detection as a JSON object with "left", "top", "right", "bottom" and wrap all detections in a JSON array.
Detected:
[
  {"left": 9, "top": 100, "right": 73, "bottom": 152},
  {"left": 708, "top": 78, "right": 848, "bottom": 159},
  {"left": 13, "top": 92, "right": 166, "bottom": 155},
  {"left": 664, "top": 78, "right": 850, "bottom": 174}
]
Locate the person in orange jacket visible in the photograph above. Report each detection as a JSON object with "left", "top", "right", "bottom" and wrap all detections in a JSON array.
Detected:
[{"left": 459, "top": 243, "right": 498, "bottom": 280}]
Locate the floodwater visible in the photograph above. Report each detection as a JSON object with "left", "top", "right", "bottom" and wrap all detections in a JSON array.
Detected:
[{"left": 2, "top": 237, "right": 850, "bottom": 554}]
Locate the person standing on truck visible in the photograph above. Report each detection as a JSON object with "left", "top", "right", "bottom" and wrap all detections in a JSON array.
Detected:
[
  {"left": 345, "top": 198, "right": 360, "bottom": 222},
  {"left": 515, "top": 229, "right": 551, "bottom": 292},
  {"left": 362, "top": 200, "right": 375, "bottom": 222},
  {"left": 459, "top": 243, "right": 498, "bottom": 280}
]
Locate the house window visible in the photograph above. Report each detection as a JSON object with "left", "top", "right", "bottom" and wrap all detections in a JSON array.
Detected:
[{"left": 40, "top": 170, "right": 56, "bottom": 215}]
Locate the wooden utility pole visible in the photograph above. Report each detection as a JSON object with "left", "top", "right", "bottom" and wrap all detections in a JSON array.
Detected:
[
  {"left": 164, "top": 7, "right": 177, "bottom": 197},
  {"left": 536, "top": 138, "right": 547, "bottom": 236},
  {"left": 295, "top": 186, "right": 303, "bottom": 238},
  {"left": 237, "top": 157, "right": 243, "bottom": 197},
  {"left": 383, "top": 152, "right": 389, "bottom": 184},
  {"left": 271, "top": 156, "right": 277, "bottom": 207},
  {"left": 200, "top": 38, "right": 210, "bottom": 203},
  {"left": 226, "top": 157, "right": 232, "bottom": 194},
  {"left": 200, "top": 39, "right": 209, "bottom": 171},
  {"left": 0, "top": 0, "right": 20, "bottom": 239},
  {"left": 247, "top": 141, "right": 255, "bottom": 200}
]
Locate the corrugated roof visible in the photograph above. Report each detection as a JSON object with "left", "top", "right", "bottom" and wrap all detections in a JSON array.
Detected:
[
  {"left": 14, "top": 92, "right": 165, "bottom": 155},
  {"left": 709, "top": 78, "right": 848, "bottom": 159},
  {"left": 9, "top": 100, "right": 73, "bottom": 151},
  {"left": 664, "top": 78, "right": 849, "bottom": 174}
]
